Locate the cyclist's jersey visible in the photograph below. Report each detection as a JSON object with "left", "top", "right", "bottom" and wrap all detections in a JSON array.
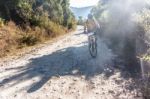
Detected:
[{"left": 86, "top": 19, "right": 97, "bottom": 33}]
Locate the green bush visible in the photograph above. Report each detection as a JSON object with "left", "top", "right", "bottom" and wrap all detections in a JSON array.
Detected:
[
  {"left": 37, "top": 15, "right": 66, "bottom": 36},
  {"left": 135, "top": 9, "right": 150, "bottom": 32},
  {"left": 0, "top": 18, "right": 4, "bottom": 27},
  {"left": 0, "top": 0, "right": 76, "bottom": 29},
  {"left": 18, "top": 33, "right": 39, "bottom": 46}
]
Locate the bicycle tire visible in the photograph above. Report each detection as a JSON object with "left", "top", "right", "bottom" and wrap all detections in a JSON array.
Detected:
[{"left": 88, "top": 35, "right": 97, "bottom": 58}]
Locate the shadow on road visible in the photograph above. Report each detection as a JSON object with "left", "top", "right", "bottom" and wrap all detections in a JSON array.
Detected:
[{"left": 0, "top": 44, "right": 107, "bottom": 93}]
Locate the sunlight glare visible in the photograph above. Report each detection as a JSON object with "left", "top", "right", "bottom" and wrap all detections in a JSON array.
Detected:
[{"left": 70, "top": 0, "right": 99, "bottom": 8}]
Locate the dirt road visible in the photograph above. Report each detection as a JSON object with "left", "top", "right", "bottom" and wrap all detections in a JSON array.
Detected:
[{"left": 0, "top": 26, "right": 142, "bottom": 99}]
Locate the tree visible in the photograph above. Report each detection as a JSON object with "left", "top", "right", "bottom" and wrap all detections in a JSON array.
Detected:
[{"left": 0, "top": 0, "right": 76, "bottom": 29}]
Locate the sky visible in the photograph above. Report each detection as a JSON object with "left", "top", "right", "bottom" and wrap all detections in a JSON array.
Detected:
[{"left": 70, "top": 0, "right": 99, "bottom": 8}]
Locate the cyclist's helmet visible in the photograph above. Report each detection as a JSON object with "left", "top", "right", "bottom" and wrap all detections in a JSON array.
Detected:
[{"left": 88, "top": 14, "right": 93, "bottom": 19}]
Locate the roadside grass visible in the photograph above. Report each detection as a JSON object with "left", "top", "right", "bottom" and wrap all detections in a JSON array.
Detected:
[{"left": 0, "top": 21, "right": 71, "bottom": 57}]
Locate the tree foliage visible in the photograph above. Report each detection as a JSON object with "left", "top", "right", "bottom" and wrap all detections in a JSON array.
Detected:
[{"left": 0, "top": 0, "right": 76, "bottom": 29}]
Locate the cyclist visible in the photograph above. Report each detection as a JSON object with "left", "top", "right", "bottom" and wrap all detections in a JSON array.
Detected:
[
  {"left": 86, "top": 14, "right": 100, "bottom": 35},
  {"left": 86, "top": 14, "right": 100, "bottom": 58}
]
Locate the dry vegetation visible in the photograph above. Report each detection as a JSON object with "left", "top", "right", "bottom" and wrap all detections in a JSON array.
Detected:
[
  {"left": 0, "top": 0, "right": 76, "bottom": 57},
  {"left": 136, "top": 9, "right": 150, "bottom": 99},
  {"left": 0, "top": 20, "right": 69, "bottom": 57}
]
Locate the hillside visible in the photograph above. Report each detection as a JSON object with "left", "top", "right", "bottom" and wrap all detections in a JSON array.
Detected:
[{"left": 0, "top": 0, "right": 76, "bottom": 57}]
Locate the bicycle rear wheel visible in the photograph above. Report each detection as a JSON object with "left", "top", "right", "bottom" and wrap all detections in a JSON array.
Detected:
[{"left": 89, "top": 36, "right": 97, "bottom": 58}]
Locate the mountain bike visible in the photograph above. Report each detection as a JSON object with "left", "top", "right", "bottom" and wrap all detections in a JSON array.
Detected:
[{"left": 88, "top": 32, "right": 97, "bottom": 58}]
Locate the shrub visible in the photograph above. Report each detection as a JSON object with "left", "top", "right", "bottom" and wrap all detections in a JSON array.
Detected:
[
  {"left": 135, "top": 9, "right": 150, "bottom": 31},
  {"left": 0, "top": 18, "right": 4, "bottom": 27},
  {"left": 0, "top": 25, "right": 17, "bottom": 56},
  {"left": 36, "top": 15, "right": 66, "bottom": 37},
  {"left": 18, "top": 33, "right": 39, "bottom": 46}
]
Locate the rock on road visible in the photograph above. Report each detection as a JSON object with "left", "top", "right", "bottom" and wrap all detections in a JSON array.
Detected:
[{"left": 0, "top": 26, "right": 142, "bottom": 99}]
